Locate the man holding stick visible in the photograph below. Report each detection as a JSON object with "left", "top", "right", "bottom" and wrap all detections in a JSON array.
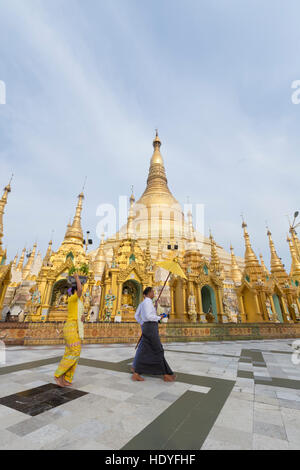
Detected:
[{"left": 132, "top": 287, "right": 175, "bottom": 382}]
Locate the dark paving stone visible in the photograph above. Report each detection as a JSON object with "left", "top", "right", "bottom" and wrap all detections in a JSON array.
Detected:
[
  {"left": 239, "top": 358, "right": 252, "bottom": 363},
  {"left": 0, "top": 357, "right": 61, "bottom": 375},
  {"left": 164, "top": 349, "right": 237, "bottom": 359},
  {"left": 269, "top": 350, "right": 293, "bottom": 355},
  {"left": 254, "top": 376, "right": 273, "bottom": 382},
  {"left": 255, "top": 377, "right": 300, "bottom": 390},
  {"left": 237, "top": 370, "right": 254, "bottom": 379},
  {"left": 122, "top": 373, "right": 234, "bottom": 450},
  {"left": 0, "top": 383, "right": 88, "bottom": 416}
]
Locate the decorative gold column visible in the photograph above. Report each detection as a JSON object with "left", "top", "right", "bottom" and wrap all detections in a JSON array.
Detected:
[
  {"left": 238, "top": 295, "right": 247, "bottom": 323},
  {"left": 216, "top": 288, "right": 224, "bottom": 323},
  {"left": 197, "top": 284, "right": 206, "bottom": 323},
  {"left": 182, "top": 280, "right": 187, "bottom": 321},
  {"left": 0, "top": 279, "right": 9, "bottom": 312},
  {"left": 116, "top": 282, "right": 122, "bottom": 314},
  {"left": 260, "top": 291, "right": 267, "bottom": 322},
  {"left": 170, "top": 286, "right": 175, "bottom": 318},
  {"left": 296, "top": 298, "right": 300, "bottom": 317},
  {"left": 253, "top": 293, "right": 262, "bottom": 322},
  {"left": 269, "top": 295, "right": 277, "bottom": 321}
]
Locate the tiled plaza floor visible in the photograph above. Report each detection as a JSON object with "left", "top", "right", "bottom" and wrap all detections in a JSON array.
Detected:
[{"left": 0, "top": 339, "right": 300, "bottom": 450}]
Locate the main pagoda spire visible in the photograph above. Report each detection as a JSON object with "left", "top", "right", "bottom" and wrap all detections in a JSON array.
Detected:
[
  {"left": 62, "top": 192, "right": 84, "bottom": 245},
  {"left": 137, "top": 131, "right": 178, "bottom": 204}
]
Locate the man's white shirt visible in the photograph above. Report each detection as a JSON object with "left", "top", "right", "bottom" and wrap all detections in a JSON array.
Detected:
[{"left": 134, "top": 297, "right": 161, "bottom": 325}]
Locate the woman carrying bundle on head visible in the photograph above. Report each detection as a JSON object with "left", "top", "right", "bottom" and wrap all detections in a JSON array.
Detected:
[{"left": 54, "top": 273, "right": 84, "bottom": 387}]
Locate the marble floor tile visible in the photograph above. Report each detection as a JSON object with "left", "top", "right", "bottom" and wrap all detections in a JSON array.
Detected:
[
  {"left": 252, "top": 433, "right": 289, "bottom": 450},
  {"left": 1, "top": 339, "right": 299, "bottom": 450},
  {"left": 253, "top": 421, "right": 287, "bottom": 440},
  {"left": 203, "top": 425, "right": 253, "bottom": 450}
]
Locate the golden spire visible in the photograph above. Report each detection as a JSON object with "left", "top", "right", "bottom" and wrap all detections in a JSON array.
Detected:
[
  {"left": 22, "top": 243, "right": 37, "bottom": 279},
  {"left": 156, "top": 238, "right": 163, "bottom": 261},
  {"left": 230, "top": 245, "right": 242, "bottom": 283},
  {"left": 259, "top": 253, "right": 270, "bottom": 277},
  {"left": 12, "top": 252, "right": 18, "bottom": 270},
  {"left": 242, "top": 221, "right": 263, "bottom": 282},
  {"left": 127, "top": 188, "right": 136, "bottom": 238},
  {"left": 16, "top": 247, "right": 26, "bottom": 271},
  {"left": 0, "top": 248, "right": 7, "bottom": 265},
  {"left": 137, "top": 131, "right": 178, "bottom": 204},
  {"left": 63, "top": 192, "right": 84, "bottom": 244},
  {"left": 242, "top": 221, "right": 260, "bottom": 267},
  {"left": 290, "top": 228, "right": 300, "bottom": 262},
  {"left": 43, "top": 238, "right": 53, "bottom": 266},
  {"left": 0, "top": 176, "right": 12, "bottom": 256},
  {"left": 267, "top": 229, "right": 286, "bottom": 277},
  {"left": 187, "top": 209, "right": 194, "bottom": 240},
  {"left": 287, "top": 235, "right": 300, "bottom": 279},
  {"left": 209, "top": 232, "right": 223, "bottom": 275},
  {"left": 93, "top": 233, "right": 106, "bottom": 275}
]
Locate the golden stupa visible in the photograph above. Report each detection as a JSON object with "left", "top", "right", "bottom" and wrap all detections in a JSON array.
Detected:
[{"left": 0, "top": 133, "right": 300, "bottom": 325}]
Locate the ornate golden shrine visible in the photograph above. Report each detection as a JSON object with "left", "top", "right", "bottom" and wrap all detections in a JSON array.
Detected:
[{"left": 99, "top": 238, "right": 154, "bottom": 322}]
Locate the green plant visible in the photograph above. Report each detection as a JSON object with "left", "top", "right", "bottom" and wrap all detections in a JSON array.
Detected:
[
  {"left": 78, "top": 263, "right": 89, "bottom": 275},
  {"left": 68, "top": 263, "right": 89, "bottom": 276},
  {"left": 68, "top": 265, "right": 76, "bottom": 276}
]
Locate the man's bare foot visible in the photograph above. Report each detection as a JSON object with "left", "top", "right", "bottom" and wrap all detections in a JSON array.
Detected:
[
  {"left": 130, "top": 366, "right": 135, "bottom": 373},
  {"left": 54, "top": 376, "right": 65, "bottom": 387},
  {"left": 132, "top": 372, "right": 145, "bottom": 381},
  {"left": 62, "top": 378, "right": 72, "bottom": 386},
  {"left": 164, "top": 374, "right": 176, "bottom": 382}
]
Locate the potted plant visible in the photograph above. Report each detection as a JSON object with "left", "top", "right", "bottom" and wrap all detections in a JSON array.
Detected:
[{"left": 68, "top": 263, "right": 89, "bottom": 286}]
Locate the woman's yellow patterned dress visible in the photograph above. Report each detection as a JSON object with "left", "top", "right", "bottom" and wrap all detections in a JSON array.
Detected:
[{"left": 54, "top": 293, "right": 82, "bottom": 384}]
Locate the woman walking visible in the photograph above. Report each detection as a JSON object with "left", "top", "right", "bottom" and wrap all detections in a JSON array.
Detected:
[{"left": 54, "top": 273, "right": 84, "bottom": 387}]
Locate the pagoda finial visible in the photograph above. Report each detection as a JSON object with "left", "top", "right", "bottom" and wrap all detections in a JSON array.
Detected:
[
  {"left": 259, "top": 253, "right": 270, "bottom": 277},
  {"left": 82, "top": 176, "right": 87, "bottom": 193},
  {"left": 242, "top": 220, "right": 261, "bottom": 270},
  {"left": 267, "top": 228, "right": 286, "bottom": 275},
  {"left": 287, "top": 235, "right": 300, "bottom": 279},
  {"left": 136, "top": 131, "right": 178, "bottom": 209},
  {"left": 129, "top": 185, "right": 135, "bottom": 206},
  {"left": 0, "top": 176, "right": 12, "bottom": 256},
  {"left": 230, "top": 244, "right": 242, "bottom": 283},
  {"left": 23, "top": 242, "right": 37, "bottom": 279},
  {"left": 17, "top": 247, "right": 26, "bottom": 271},
  {"left": 153, "top": 128, "right": 161, "bottom": 151}
]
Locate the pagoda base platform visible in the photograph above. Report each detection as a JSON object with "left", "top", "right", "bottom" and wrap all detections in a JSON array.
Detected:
[{"left": 1, "top": 321, "right": 300, "bottom": 345}]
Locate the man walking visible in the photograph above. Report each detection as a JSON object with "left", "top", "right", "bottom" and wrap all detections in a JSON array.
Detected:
[{"left": 132, "top": 287, "right": 175, "bottom": 382}]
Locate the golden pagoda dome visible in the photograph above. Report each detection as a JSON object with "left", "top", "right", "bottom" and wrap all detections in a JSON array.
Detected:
[{"left": 126, "top": 131, "right": 187, "bottom": 242}]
